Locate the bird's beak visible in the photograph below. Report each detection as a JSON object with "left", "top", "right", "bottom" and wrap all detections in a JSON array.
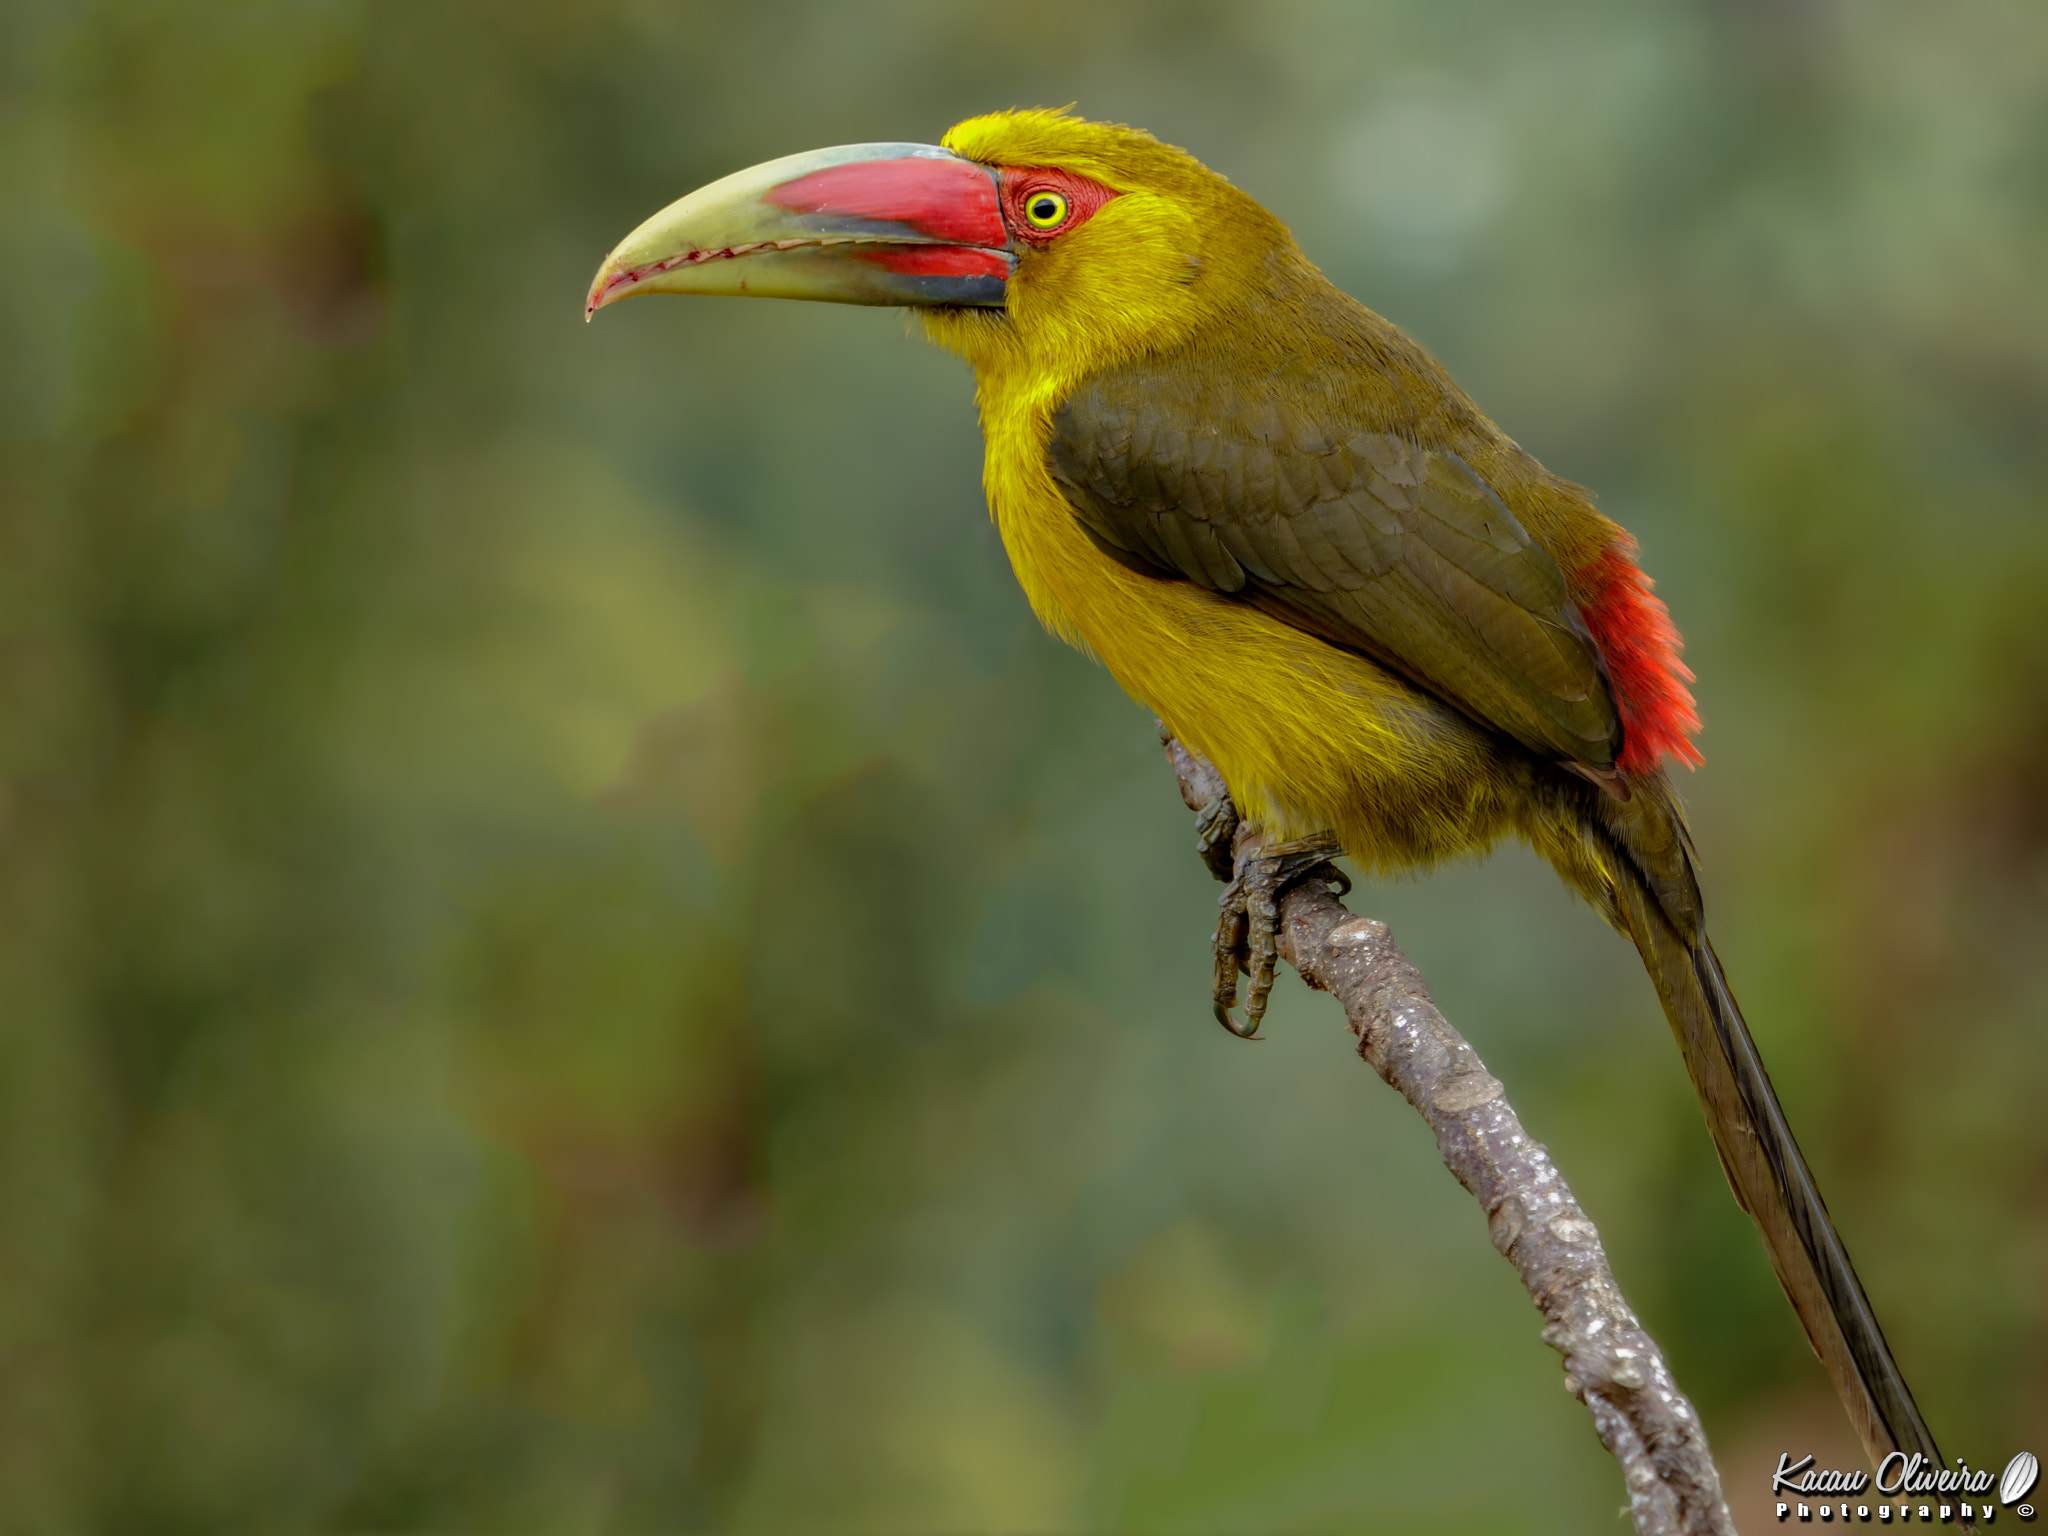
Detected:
[{"left": 586, "top": 143, "right": 1012, "bottom": 319}]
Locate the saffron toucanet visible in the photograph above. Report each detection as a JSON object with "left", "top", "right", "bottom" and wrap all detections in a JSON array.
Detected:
[{"left": 587, "top": 108, "right": 1945, "bottom": 1473}]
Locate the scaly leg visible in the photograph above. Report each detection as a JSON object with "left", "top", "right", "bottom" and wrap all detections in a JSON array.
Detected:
[
  {"left": 1191, "top": 787, "right": 1240, "bottom": 883},
  {"left": 1211, "top": 816, "right": 1350, "bottom": 1039}
]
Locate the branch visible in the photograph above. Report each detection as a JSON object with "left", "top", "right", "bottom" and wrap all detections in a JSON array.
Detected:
[{"left": 1164, "top": 733, "right": 1735, "bottom": 1536}]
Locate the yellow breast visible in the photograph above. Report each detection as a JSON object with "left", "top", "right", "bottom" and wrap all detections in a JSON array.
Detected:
[{"left": 976, "top": 382, "right": 1501, "bottom": 858}]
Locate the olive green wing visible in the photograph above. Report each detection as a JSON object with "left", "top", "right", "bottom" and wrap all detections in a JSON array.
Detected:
[{"left": 1047, "top": 364, "right": 1622, "bottom": 771}]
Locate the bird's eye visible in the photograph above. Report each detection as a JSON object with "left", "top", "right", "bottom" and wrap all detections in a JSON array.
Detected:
[{"left": 1024, "top": 190, "right": 1069, "bottom": 230}]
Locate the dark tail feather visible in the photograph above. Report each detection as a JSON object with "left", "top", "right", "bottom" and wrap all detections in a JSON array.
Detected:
[{"left": 1614, "top": 863, "right": 1943, "bottom": 1472}]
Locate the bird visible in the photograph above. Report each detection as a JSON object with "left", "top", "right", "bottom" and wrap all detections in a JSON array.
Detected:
[{"left": 587, "top": 107, "right": 1944, "bottom": 1474}]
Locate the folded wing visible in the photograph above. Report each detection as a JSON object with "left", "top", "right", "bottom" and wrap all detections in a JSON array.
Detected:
[{"left": 1049, "top": 364, "right": 1623, "bottom": 772}]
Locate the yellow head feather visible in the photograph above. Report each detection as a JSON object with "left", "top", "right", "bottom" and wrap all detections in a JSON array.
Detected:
[{"left": 921, "top": 109, "right": 1295, "bottom": 392}]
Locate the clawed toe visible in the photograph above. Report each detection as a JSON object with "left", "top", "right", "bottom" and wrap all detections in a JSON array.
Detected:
[{"left": 1211, "top": 830, "right": 1348, "bottom": 1039}]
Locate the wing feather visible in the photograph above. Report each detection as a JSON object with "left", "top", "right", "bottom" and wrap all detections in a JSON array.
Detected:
[{"left": 1049, "top": 367, "right": 1622, "bottom": 769}]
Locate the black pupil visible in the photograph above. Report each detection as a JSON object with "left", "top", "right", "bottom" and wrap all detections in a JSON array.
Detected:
[{"left": 1032, "top": 197, "right": 1059, "bottom": 222}]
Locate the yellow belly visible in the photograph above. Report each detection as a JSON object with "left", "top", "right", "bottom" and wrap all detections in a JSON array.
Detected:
[{"left": 982, "top": 411, "right": 1519, "bottom": 872}]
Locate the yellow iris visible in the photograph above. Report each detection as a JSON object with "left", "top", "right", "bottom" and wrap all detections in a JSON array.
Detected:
[{"left": 1023, "top": 190, "right": 1068, "bottom": 230}]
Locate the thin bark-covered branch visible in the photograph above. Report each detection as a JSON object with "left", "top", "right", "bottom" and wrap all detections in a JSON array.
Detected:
[{"left": 1165, "top": 733, "right": 1734, "bottom": 1536}]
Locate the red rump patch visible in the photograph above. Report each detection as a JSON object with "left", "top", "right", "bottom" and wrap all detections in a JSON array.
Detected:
[
  {"left": 1577, "top": 540, "right": 1703, "bottom": 774},
  {"left": 767, "top": 157, "right": 1007, "bottom": 247},
  {"left": 998, "top": 167, "right": 1119, "bottom": 245}
]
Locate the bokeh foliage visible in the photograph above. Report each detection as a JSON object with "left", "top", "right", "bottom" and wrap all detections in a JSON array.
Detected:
[{"left": 2, "top": 0, "right": 2045, "bottom": 1530}]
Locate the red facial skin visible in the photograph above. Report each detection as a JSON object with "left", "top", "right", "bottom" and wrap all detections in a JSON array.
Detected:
[
  {"left": 759, "top": 160, "right": 1120, "bottom": 273},
  {"left": 997, "top": 167, "right": 1120, "bottom": 244},
  {"left": 1576, "top": 540, "right": 1702, "bottom": 774}
]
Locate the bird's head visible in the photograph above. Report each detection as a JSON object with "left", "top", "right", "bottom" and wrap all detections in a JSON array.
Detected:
[{"left": 586, "top": 109, "right": 1292, "bottom": 386}]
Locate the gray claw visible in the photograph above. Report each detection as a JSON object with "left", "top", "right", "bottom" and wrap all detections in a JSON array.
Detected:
[{"left": 1211, "top": 832, "right": 1347, "bottom": 1039}]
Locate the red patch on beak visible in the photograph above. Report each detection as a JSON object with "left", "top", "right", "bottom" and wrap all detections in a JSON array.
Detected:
[
  {"left": 767, "top": 157, "right": 1006, "bottom": 248},
  {"left": 855, "top": 246, "right": 1011, "bottom": 279}
]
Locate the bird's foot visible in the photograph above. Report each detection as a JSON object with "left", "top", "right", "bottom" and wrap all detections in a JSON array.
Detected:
[
  {"left": 1212, "top": 823, "right": 1350, "bottom": 1039},
  {"left": 1192, "top": 788, "right": 1240, "bottom": 883}
]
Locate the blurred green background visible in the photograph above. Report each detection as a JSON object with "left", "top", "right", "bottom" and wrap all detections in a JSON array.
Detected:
[{"left": 2, "top": 0, "right": 2045, "bottom": 1530}]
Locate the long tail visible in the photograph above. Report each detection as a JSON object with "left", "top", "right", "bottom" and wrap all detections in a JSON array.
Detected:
[{"left": 1591, "top": 781, "right": 1944, "bottom": 1472}]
